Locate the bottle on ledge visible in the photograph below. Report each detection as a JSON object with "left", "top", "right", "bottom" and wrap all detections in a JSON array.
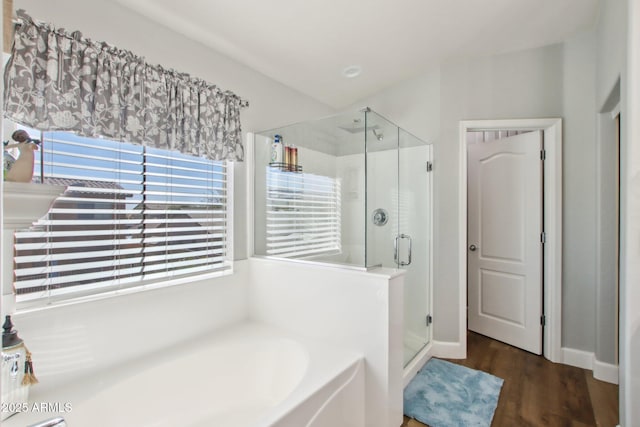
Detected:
[
  {"left": 284, "top": 145, "right": 291, "bottom": 171},
  {"left": 290, "top": 145, "right": 298, "bottom": 171},
  {"left": 271, "top": 134, "right": 283, "bottom": 165}
]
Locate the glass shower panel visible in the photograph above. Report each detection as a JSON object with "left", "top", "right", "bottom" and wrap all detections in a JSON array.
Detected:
[
  {"left": 399, "top": 128, "right": 432, "bottom": 366},
  {"left": 253, "top": 110, "right": 367, "bottom": 268},
  {"left": 364, "top": 110, "right": 399, "bottom": 268}
]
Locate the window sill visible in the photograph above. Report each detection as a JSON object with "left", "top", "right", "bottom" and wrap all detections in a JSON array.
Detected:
[{"left": 13, "top": 265, "right": 234, "bottom": 315}]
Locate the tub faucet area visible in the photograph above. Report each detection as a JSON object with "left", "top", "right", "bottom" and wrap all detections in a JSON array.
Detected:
[{"left": 27, "top": 417, "right": 66, "bottom": 427}]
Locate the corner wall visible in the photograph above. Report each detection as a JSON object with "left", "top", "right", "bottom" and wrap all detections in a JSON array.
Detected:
[
  {"left": 561, "top": 32, "right": 598, "bottom": 354},
  {"left": 594, "top": 0, "right": 634, "bottom": 419}
]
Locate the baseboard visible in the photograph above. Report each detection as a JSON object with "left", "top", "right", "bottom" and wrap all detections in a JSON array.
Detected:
[
  {"left": 561, "top": 347, "right": 593, "bottom": 370},
  {"left": 593, "top": 359, "right": 619, "bottom": 384},
  {"left": 432, "top": 340, "right": 466, "bottom": 359},
  {"left": 561, "top": 347, "right": 619, "bottom": 384}
]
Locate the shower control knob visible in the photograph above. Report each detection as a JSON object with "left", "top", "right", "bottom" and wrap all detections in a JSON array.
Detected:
[
  {"left": 469, "top": 244, "right": 477, "bottom": 252},
  {"left": 372, "top": 208, "right": 389, "bottom": 226}
]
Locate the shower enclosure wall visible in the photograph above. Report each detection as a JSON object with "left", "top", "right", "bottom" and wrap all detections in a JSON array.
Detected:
[{"left": 252, "top": 108, "right": 432, "bottom": 366}]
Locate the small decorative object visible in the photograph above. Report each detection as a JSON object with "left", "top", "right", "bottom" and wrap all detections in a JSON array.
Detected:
[
  {"left": 1, "top": 315, "right": 37, "bottom": 421},
  {"left": 3, "top": 130, "right": 40, "bottom": 183},
  {"left": 22, "top": 349, "right": 38, "bottom": 386}
]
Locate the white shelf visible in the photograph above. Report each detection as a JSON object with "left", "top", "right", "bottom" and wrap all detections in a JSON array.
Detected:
[{"left": 2, "top": 182, "right": 66, "bottom": 230}]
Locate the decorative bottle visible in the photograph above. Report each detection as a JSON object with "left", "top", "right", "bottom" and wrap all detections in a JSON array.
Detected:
[
  {"left": 271, "top": 135, "right": 284, "bottom": 165},
  {"left": 1, "top": 315, "right": 34, "bottom": 421}
]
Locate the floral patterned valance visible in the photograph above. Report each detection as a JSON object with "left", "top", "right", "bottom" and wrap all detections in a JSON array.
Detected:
[{"left": 3, "top": 10, "right": 249, "bottom": 161}]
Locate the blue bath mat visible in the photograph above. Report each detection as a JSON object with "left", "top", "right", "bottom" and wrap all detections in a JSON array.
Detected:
[{"left": 404, "top": 358, "right": 503, "bottom": 427}]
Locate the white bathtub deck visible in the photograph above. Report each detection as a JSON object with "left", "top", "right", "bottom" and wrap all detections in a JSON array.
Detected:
[{"left": 3, "top": 322, "right": 363, "bottom": 427}]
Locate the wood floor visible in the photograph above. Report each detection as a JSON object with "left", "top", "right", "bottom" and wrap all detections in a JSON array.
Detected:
[{"left": 402, "top": 332, "right": 619, "bottom": 427}]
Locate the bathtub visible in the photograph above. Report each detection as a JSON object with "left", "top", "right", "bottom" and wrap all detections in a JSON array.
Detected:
[{"left": 3, "top": 322, "right": 364, "bottom": 427}]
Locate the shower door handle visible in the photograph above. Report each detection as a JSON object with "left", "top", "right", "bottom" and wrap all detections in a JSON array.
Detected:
[
  {"left": 394, "top": 234, "right": 412, "bottom": 266},
  {"left": 403, "top": 234, "right": 412, "bottom": 266}
]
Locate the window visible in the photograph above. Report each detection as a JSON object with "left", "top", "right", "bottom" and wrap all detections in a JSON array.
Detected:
[
  {"left": 265, "top": 167, "right": 341, "bottom": 258},
  {"left": 12, "top": 128, "right": 231, "bottom": 304}
]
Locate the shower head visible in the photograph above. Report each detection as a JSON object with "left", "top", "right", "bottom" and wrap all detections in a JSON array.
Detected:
[{"left": 338, "top": 120, "right": 384, "bottom": 141}]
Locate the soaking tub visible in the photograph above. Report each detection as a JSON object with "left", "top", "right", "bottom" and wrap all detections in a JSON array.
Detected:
[{"left": 4, "top": 322, "right": 364, "bottom": 427}]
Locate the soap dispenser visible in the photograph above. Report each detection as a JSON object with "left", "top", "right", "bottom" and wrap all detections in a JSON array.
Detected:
[{"left": 2, "top": 315, "right": 36, "bottom": 420}]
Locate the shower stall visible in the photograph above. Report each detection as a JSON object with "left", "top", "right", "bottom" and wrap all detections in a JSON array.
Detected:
[{"left": 252, "top": 108, "right": 432, "bottom": 367}]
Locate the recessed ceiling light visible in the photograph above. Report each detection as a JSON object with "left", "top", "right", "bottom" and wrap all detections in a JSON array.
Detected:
[{"left": 342, "top": 65, "right": 362, "bottom": 78}]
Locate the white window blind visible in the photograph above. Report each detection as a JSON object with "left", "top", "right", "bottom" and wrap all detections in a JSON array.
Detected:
[
  {"left": 266, "top": 167, "right": 341, "bottom": 258},
  {"left": 13, "top": 130, "right": 230, "bottom": 303}
]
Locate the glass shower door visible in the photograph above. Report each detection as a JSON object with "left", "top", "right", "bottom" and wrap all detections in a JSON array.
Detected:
[
  {"left": 364, "top": 110, "right": 432, "bottom": 367},
  {"left": 398, "top": 129, "right": 432, "bottom": 366}
]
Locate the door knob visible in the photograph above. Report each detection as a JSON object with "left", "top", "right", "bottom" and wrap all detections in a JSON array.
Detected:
[{"left": 469, "top": 244, "right": 477, "bottom": 251}]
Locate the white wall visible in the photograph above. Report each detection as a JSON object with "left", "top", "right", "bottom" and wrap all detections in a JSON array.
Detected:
[
  {"left": 13, "top": 0, "right": 336, "bottom": 261},
  {"left": 562, "top": 32, "right": 598, "bottom": 353},
  {"left": 597, "top": 0, "right": 628, "bottom": 110}
]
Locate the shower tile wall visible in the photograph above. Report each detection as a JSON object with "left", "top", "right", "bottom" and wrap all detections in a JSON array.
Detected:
[{"left": 336, "top": 154, "right": 365, "bottom": 265}]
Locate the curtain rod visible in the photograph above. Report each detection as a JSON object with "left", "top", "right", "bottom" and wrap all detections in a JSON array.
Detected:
[{"left": 12, "top": 17, "right": 85, "bottom": 42}]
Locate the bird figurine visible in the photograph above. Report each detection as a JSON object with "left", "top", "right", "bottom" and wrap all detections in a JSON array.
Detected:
[{"left": 3, "top": 130, "right": 40, "bottom": 183}]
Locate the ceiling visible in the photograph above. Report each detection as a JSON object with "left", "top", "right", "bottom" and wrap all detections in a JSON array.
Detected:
[{"left": 114, "top": 0, "right": 600, "bottom": 109}]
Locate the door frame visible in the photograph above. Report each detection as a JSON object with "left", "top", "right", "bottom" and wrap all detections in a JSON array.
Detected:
[{"left": 458, "top": 118, "right": 563, "bottom": 363}]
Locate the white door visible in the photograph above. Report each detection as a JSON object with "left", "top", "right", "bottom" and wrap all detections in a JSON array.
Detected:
[{"left": 467, "top": 131, "right": 543, "bottom": 354}]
